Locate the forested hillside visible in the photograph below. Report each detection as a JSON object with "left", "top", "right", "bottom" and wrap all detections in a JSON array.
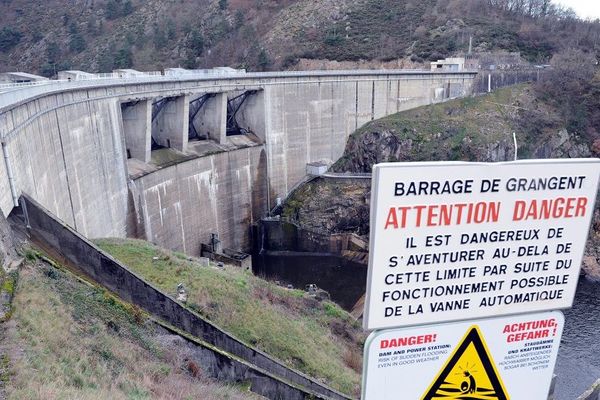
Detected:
[{"left": 0, "top": 0, "right": 598, "bottom": 75}]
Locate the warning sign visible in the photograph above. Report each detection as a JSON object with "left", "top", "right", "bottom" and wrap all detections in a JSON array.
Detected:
[
  {"left": 362, "top": 311, "right": 563, "bottom": 400},
  {"left": 363, "top": 159, "right": 600, "bottom": 330},
  {"left": 421, "top": 326, "right": 508, "bottom": 400}
]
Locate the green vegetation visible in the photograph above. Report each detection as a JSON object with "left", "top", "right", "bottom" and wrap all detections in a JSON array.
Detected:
[
  {"left": 0, "top": 27, "right": 22, "bottom": 52},
  {"left": 333, "top": 78, "right": 600, "bottom": 174},
  {"left": 3, "top": 261, "right": 258, "bottom": 399},
  {"left": 69, "top": 33, "right": 86, "bottom": 53},
  {"left": 105, "top": 0, "right": 133, "bottom": 20},
  {"left": 334, "top": 85, "right": 526, "bottom": 172},
  {"left": 95, "top": 238, "right": 365, "bottom": 396},
  {"left": 0, "top": 0, "right": 597, "bottom": 73},
  {"left": 0, "top": 270, "right": 18, "bottom": 322}
]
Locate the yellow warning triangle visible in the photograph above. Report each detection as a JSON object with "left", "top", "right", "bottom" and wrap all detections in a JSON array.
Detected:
[{"left": 421, "top": 326, "right": 509, "bottom": 400}]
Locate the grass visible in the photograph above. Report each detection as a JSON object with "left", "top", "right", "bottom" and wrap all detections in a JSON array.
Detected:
[
  {"left": 3, "top": 261, "right": 261, "bottom": 400},
  {"left": 95, "top": 238, "right": 365, "bottom": 396}
]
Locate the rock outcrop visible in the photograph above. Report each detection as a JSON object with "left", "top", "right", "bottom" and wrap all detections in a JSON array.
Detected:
[{"left": 293, "top": 85, "right": 600, "bottom": 280}]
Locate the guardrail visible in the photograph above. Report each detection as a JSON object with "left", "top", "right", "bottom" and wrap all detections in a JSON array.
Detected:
[{"left": 0, "top": 69, "right": 477, "bottom": 110}]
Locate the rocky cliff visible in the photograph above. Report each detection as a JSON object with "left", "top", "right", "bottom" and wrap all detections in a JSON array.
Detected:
[{"left": 333, "top": 84, "right": 591, "bottom": 173}]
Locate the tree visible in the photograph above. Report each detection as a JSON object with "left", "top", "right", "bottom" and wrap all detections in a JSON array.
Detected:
[
  {"left": 187, "top": 29, "right": 204, "bottom": 57},
  {"left": 105, "top": 0, "right": 133, "bottom": 20},
  {"left": 0, "top": 27, "right": 22, "bottom": 52},
  {"left": 69, "top": 33, "right": 86, "bottom": 53},
  {"left": 86, "top": 17, "right": 98, "bottom": 35},
  {"left": 219, "top": 0, "right": 228, "bottom": 10},
  {"left": 114, "top": 46, "right": 133, "bottom": 68},
  {"left": 152, "top": 23, "right": 166, "bottom": 49},
  {"left": 535, "top": 49, "right": 597, "bottom": 134},
  {"left": 166, "top": 19, "right": 177, "bottom": 41},
  {"left": 31, "top": 27, "right": 43, "bottom": 42},
  {"left": 257, "top": 48, "right": 271, "bottom": 71},
  {"left": 68, "top": 21, "right": 79, "bottom": 35},
  {"left": 40, "top": 63, "right": 56, "bottom": 77},
  {"left": 234, "top": 10, "right": 245, "bottom": 29},
  {"left": 97, "top": 49, "right": 115, "bottom": 72},
  {"left": 183, "top": 54, "right": 196, "bottom": 69},
  {"left": 46, "top": 41, "right": 61, "bottom": 64},
  {"left": 105, "top": 0, "right": 120, "bottom": 19},
  {"left": 122, "top": 0, "right": 133, "bottom": 16}
]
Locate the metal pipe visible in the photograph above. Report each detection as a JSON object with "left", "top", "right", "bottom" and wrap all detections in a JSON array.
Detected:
[{"left": 1, "top": 141, "right": 19, "bottom": 207}]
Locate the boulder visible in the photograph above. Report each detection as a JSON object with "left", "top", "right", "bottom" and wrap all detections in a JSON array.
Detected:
[{"left": 581, "top": 255, "right": 600, "bottom": 282}]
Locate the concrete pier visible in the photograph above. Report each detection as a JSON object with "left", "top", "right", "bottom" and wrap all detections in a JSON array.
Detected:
[
  {"left": 192, "top": 92, "right": 227, "bottom": 144},
  {"left": 121, "top": 100, "right": 152, "bottom": 162},
  {"left": 152, "top": 95, "right": 189, "bottom": 152}
]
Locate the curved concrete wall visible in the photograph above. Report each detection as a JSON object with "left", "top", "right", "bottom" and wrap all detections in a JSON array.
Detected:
[
  {"left": 1, "top": 96, "right": 129, "bottom": 238},
  {"left": 0, "top": 71, "right": 476, "bottom": 251},
  {"left": 130, "top": 146, "right": 268, "bottom": 253}
]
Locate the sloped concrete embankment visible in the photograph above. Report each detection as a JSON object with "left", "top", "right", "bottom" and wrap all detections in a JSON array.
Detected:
[
  {"left": 578, "top": 378, "right": 600, "bottom": 400},
  {"left": 19, "top": 194, "right": 350, "bottom": 400}
]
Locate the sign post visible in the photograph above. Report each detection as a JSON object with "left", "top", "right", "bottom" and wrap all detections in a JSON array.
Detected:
[{"left": 361, "top": 159, "right": 600, "bottom": 399}]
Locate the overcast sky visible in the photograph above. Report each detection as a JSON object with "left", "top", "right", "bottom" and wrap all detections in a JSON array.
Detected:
[{"left": 553, "top": 0, "right": 600, "bottom": 20}]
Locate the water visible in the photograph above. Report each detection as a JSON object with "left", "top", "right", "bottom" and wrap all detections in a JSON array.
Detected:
[{"left": 555, "top": 279, "right": 600, "bottom": 399}]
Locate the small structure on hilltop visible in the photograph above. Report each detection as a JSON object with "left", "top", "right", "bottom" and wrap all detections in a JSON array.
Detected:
[
  {"left": 57, "top": 70, "right": 96, "bottom": 81},
  {"left": 430, "top": 57, "right": 465, "bottom": 72},
  {"left": 0, "top": 72, "right": 49, "bottom": 84}
]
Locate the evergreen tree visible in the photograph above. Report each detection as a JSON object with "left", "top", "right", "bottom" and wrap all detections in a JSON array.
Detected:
[
  {"left": 187, "top": 29, "right": 204, "bottom": 57},
  {"left": 69, "top": 33, "right": 86, "bottom": 53},
  {"left": 0, "top": 27, "right": 22, "bottom": 52},
  {"left": 257, "top": 49, "right": 271, "bottom": 71},
  {"left": 114, "top": 46, "right": 133, "bottom": 68}
]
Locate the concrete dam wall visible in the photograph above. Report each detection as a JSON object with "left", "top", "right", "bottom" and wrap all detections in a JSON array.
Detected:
[{"left": 0, "top": 71, "right": 476, "bottom": 254}]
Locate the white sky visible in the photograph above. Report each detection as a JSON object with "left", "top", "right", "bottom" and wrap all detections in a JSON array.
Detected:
[{"left": 553, "top": 0, "right": 600, "bottom": 20}]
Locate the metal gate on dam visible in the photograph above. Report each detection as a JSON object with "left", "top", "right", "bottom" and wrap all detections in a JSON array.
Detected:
[{"left": 0, "top": 70, "right": 476, "bottom": 256}]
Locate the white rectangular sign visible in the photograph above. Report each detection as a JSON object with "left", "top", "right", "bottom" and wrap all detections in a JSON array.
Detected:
[
  {"left": 362, "top": 311, "right": 564, "bottom": 400},
  {"left": 364, "top": 159, "right": 600, "bottom": 330}
]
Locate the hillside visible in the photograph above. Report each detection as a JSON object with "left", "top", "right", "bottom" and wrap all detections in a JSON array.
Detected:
[
  {"left": 332, "top": 84, "right": 591, "bottom": 173},
  {"left": 283, "top": 79, "right": 598, "bottom": 236},
  {"left": 282, "top": 72, "right": 600, "bottom": 277},
  {"left": 95, "top": 238, "right": 365, "bottom": 396},
  {"left": 0, "top": 238, "right": 367, "bottom": 398},
  {"left": 0, "top": 0, "right": 598, "bottom": 75},
  {"left": 0, "top": 256, "right": 261, "bottom": 399}
]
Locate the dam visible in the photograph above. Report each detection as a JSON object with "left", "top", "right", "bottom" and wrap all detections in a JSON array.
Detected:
[{"left": 0, "top": 69, "right": 476, "bottom": 255}]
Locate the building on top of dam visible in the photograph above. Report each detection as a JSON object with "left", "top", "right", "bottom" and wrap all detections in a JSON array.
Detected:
[{"left": 0, "top": 68, "right": 477, "bottom": 259}]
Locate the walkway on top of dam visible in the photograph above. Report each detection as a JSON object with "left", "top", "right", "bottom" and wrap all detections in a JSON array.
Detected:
[{"left": 0, "top": 68, "right": 477, "bottom": 112}]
